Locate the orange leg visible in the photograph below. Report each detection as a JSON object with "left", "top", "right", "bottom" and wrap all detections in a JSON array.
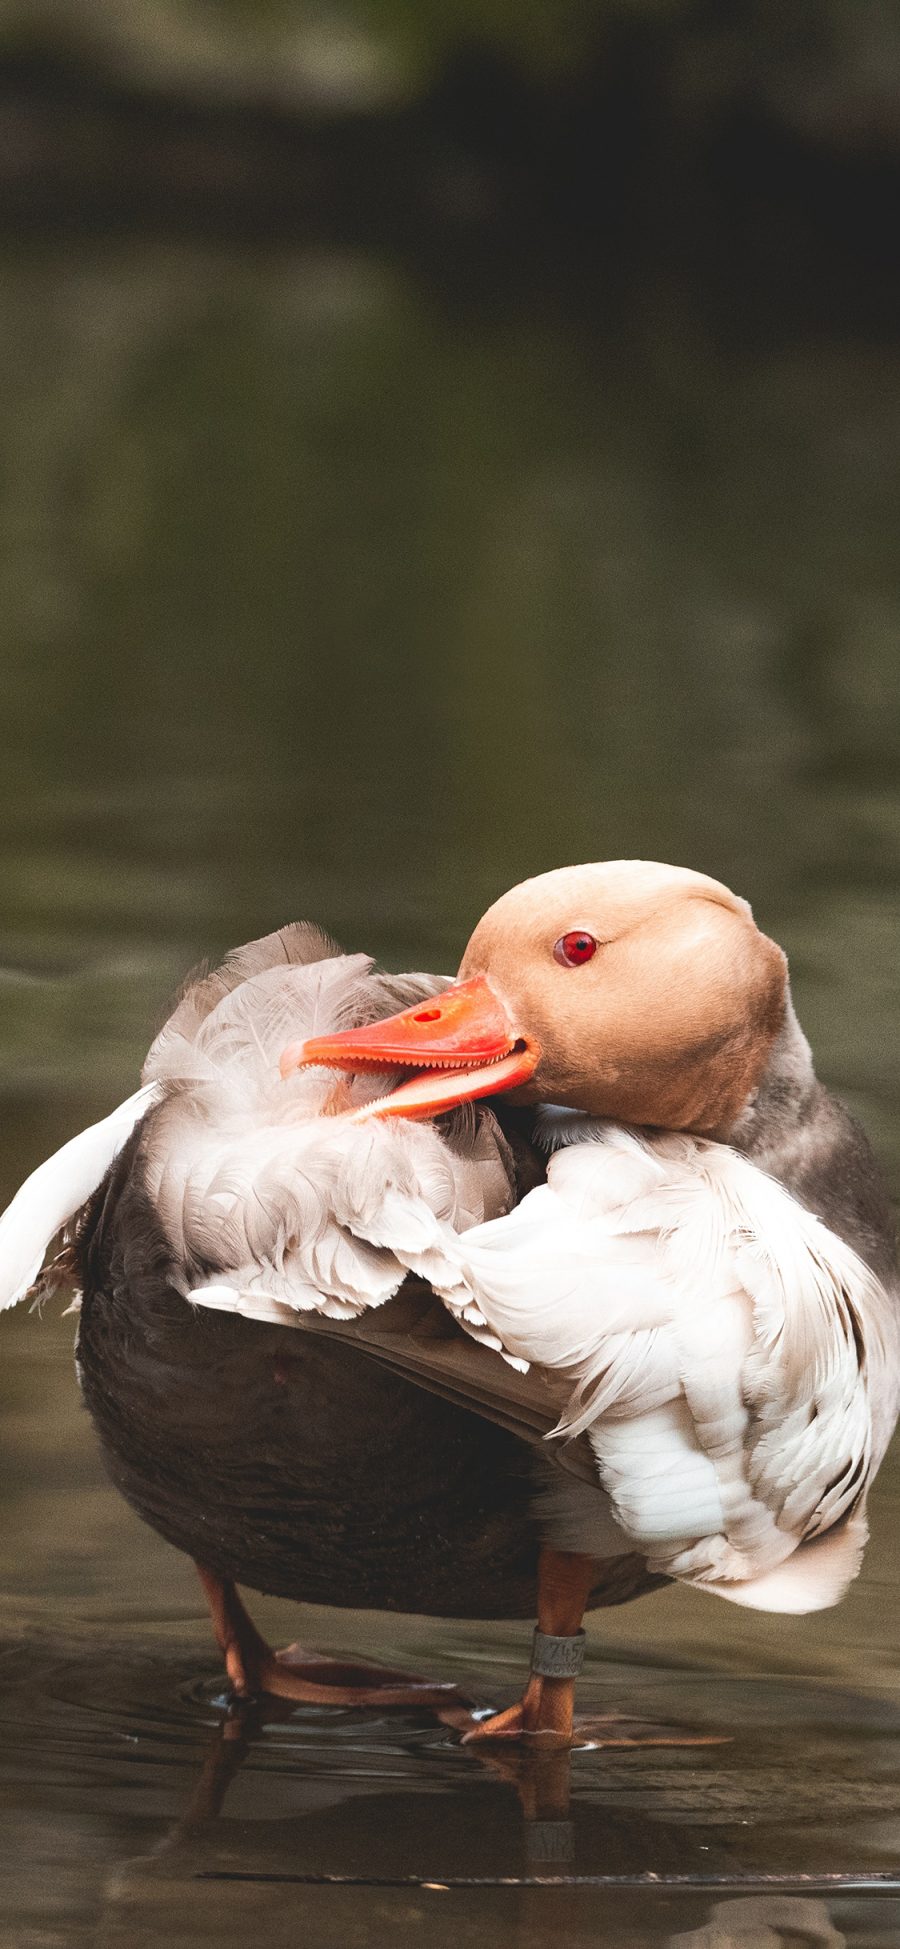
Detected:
[
  {"left": 464, "top": 1547, "right": 596, "bottom": 1747},
  {"left": 463, "top": 1547, "right": 728, "bottom": 1752},
  {"left": 197, "top": 1561, "right": 727, "bottom": 1746},
  {"left": 196, "top": 1565, "right": 471, "bottom": 1710}
]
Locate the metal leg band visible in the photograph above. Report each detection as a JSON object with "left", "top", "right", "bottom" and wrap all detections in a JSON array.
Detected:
[
  {"left": 525, "top": 1820, "right": 575, "bottom": 1865},
  {"left": 530, "top": 1627, "right": 586, "bottom": 1678}
]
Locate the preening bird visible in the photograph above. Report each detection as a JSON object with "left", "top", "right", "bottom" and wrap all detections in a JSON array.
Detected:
[{"left": 1, "top": 861, "right": 897, "bottom": 1745}]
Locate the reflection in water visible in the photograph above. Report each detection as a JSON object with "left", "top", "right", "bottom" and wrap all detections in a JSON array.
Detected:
[
  {"left": 670, "top": 1898, "right": 845, "bottom": 1947},
  {"left": 3, "top": 1635, "right": 900, "bottom": 1941},
  {"left": 1, "top": 234, "right": 899, "bottom": 1940}
]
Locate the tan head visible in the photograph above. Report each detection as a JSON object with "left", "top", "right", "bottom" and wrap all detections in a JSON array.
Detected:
[
  {"left": 456, "top": 861, "right": 787, "bottom": 1133},
  {"left": 283, "top": 860, "right": 788, "bottom": 1138}
]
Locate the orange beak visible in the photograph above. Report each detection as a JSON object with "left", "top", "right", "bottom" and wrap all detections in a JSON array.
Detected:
[{"left": 279, "top": 974, "right": 540, "bottom": 1121}]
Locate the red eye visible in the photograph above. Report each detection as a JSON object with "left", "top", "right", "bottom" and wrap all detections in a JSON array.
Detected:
[{"left": 553, "top": 931, "right": 598, "bottom": 967}]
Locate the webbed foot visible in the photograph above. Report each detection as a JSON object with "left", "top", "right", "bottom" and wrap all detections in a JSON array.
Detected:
[{"left": 196, "top": 1565, "right": 470, "bottom": 1710}]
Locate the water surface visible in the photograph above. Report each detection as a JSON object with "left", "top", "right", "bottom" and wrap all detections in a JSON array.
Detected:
[{"left": 1, "top": 234, "right": 900, "bottom": 1944}]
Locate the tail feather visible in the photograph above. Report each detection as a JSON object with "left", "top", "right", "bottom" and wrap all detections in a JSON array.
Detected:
[{"left": 0, "top": 1083, "right": 159, "bottom": 1313}]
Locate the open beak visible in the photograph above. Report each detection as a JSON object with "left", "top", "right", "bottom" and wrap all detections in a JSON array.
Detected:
[{"left": 279, "top": 974, "right": 539, "bottom": 1121}]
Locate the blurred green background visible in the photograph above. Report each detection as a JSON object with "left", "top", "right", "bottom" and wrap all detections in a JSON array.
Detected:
[
  {"left": 0, "top": 7, "right": 899, "bottom": 1936},
  {"left": 2, "top": 0, "right": 900, "bottom": 141}
]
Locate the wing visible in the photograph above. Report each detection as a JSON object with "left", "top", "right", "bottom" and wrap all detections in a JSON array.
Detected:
[
  {"left": 0, "top": 1084, "right": 160, "bottom": 1313},
  {"left": 142, "top": 944, "right": 518, "bottom": 1340},
  {"left": 0, "top": 927, "right": 468, "bottom": 1323},
  {"left": 424, "top": 1123, "right": 898, "bottom": 1612},
  {"left": 209, "top": 1277, "right": 602, "bottom": 1488},
  {"left": 179, "top": 1108, "right": 517, "bottom": 1349}
]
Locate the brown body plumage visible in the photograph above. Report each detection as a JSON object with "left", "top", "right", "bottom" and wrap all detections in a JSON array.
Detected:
[{"left": 76, "top": 1168, "right": 655, "bottom": 1619}]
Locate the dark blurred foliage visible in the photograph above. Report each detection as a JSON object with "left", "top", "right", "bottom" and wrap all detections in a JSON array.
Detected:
[
  {"left": 3, "top": 0, "right": 899, "bottom": 148},
  {"left": 0, "top": 0, "right": 898, "bottom": 246}
]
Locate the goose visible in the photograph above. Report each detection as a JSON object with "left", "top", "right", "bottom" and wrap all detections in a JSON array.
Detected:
[{"left": 1, "top": 862, "right": 896, "bottom": 1747}]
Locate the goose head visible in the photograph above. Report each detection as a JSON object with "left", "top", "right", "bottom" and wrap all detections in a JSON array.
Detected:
[{"left": 283, "top": 861, "right": 788, "bottom": 1138}]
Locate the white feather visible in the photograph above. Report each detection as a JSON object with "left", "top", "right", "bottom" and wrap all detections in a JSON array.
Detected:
[
  {"left": 136, "top": 946, "right": 515, "bottom": 1342},
  {"left": 426, "top": 1120, "right": 898, "bottom": 1610},
  {"left": 0, "top": 1083, "right": 160, "bottom": 1312}
]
